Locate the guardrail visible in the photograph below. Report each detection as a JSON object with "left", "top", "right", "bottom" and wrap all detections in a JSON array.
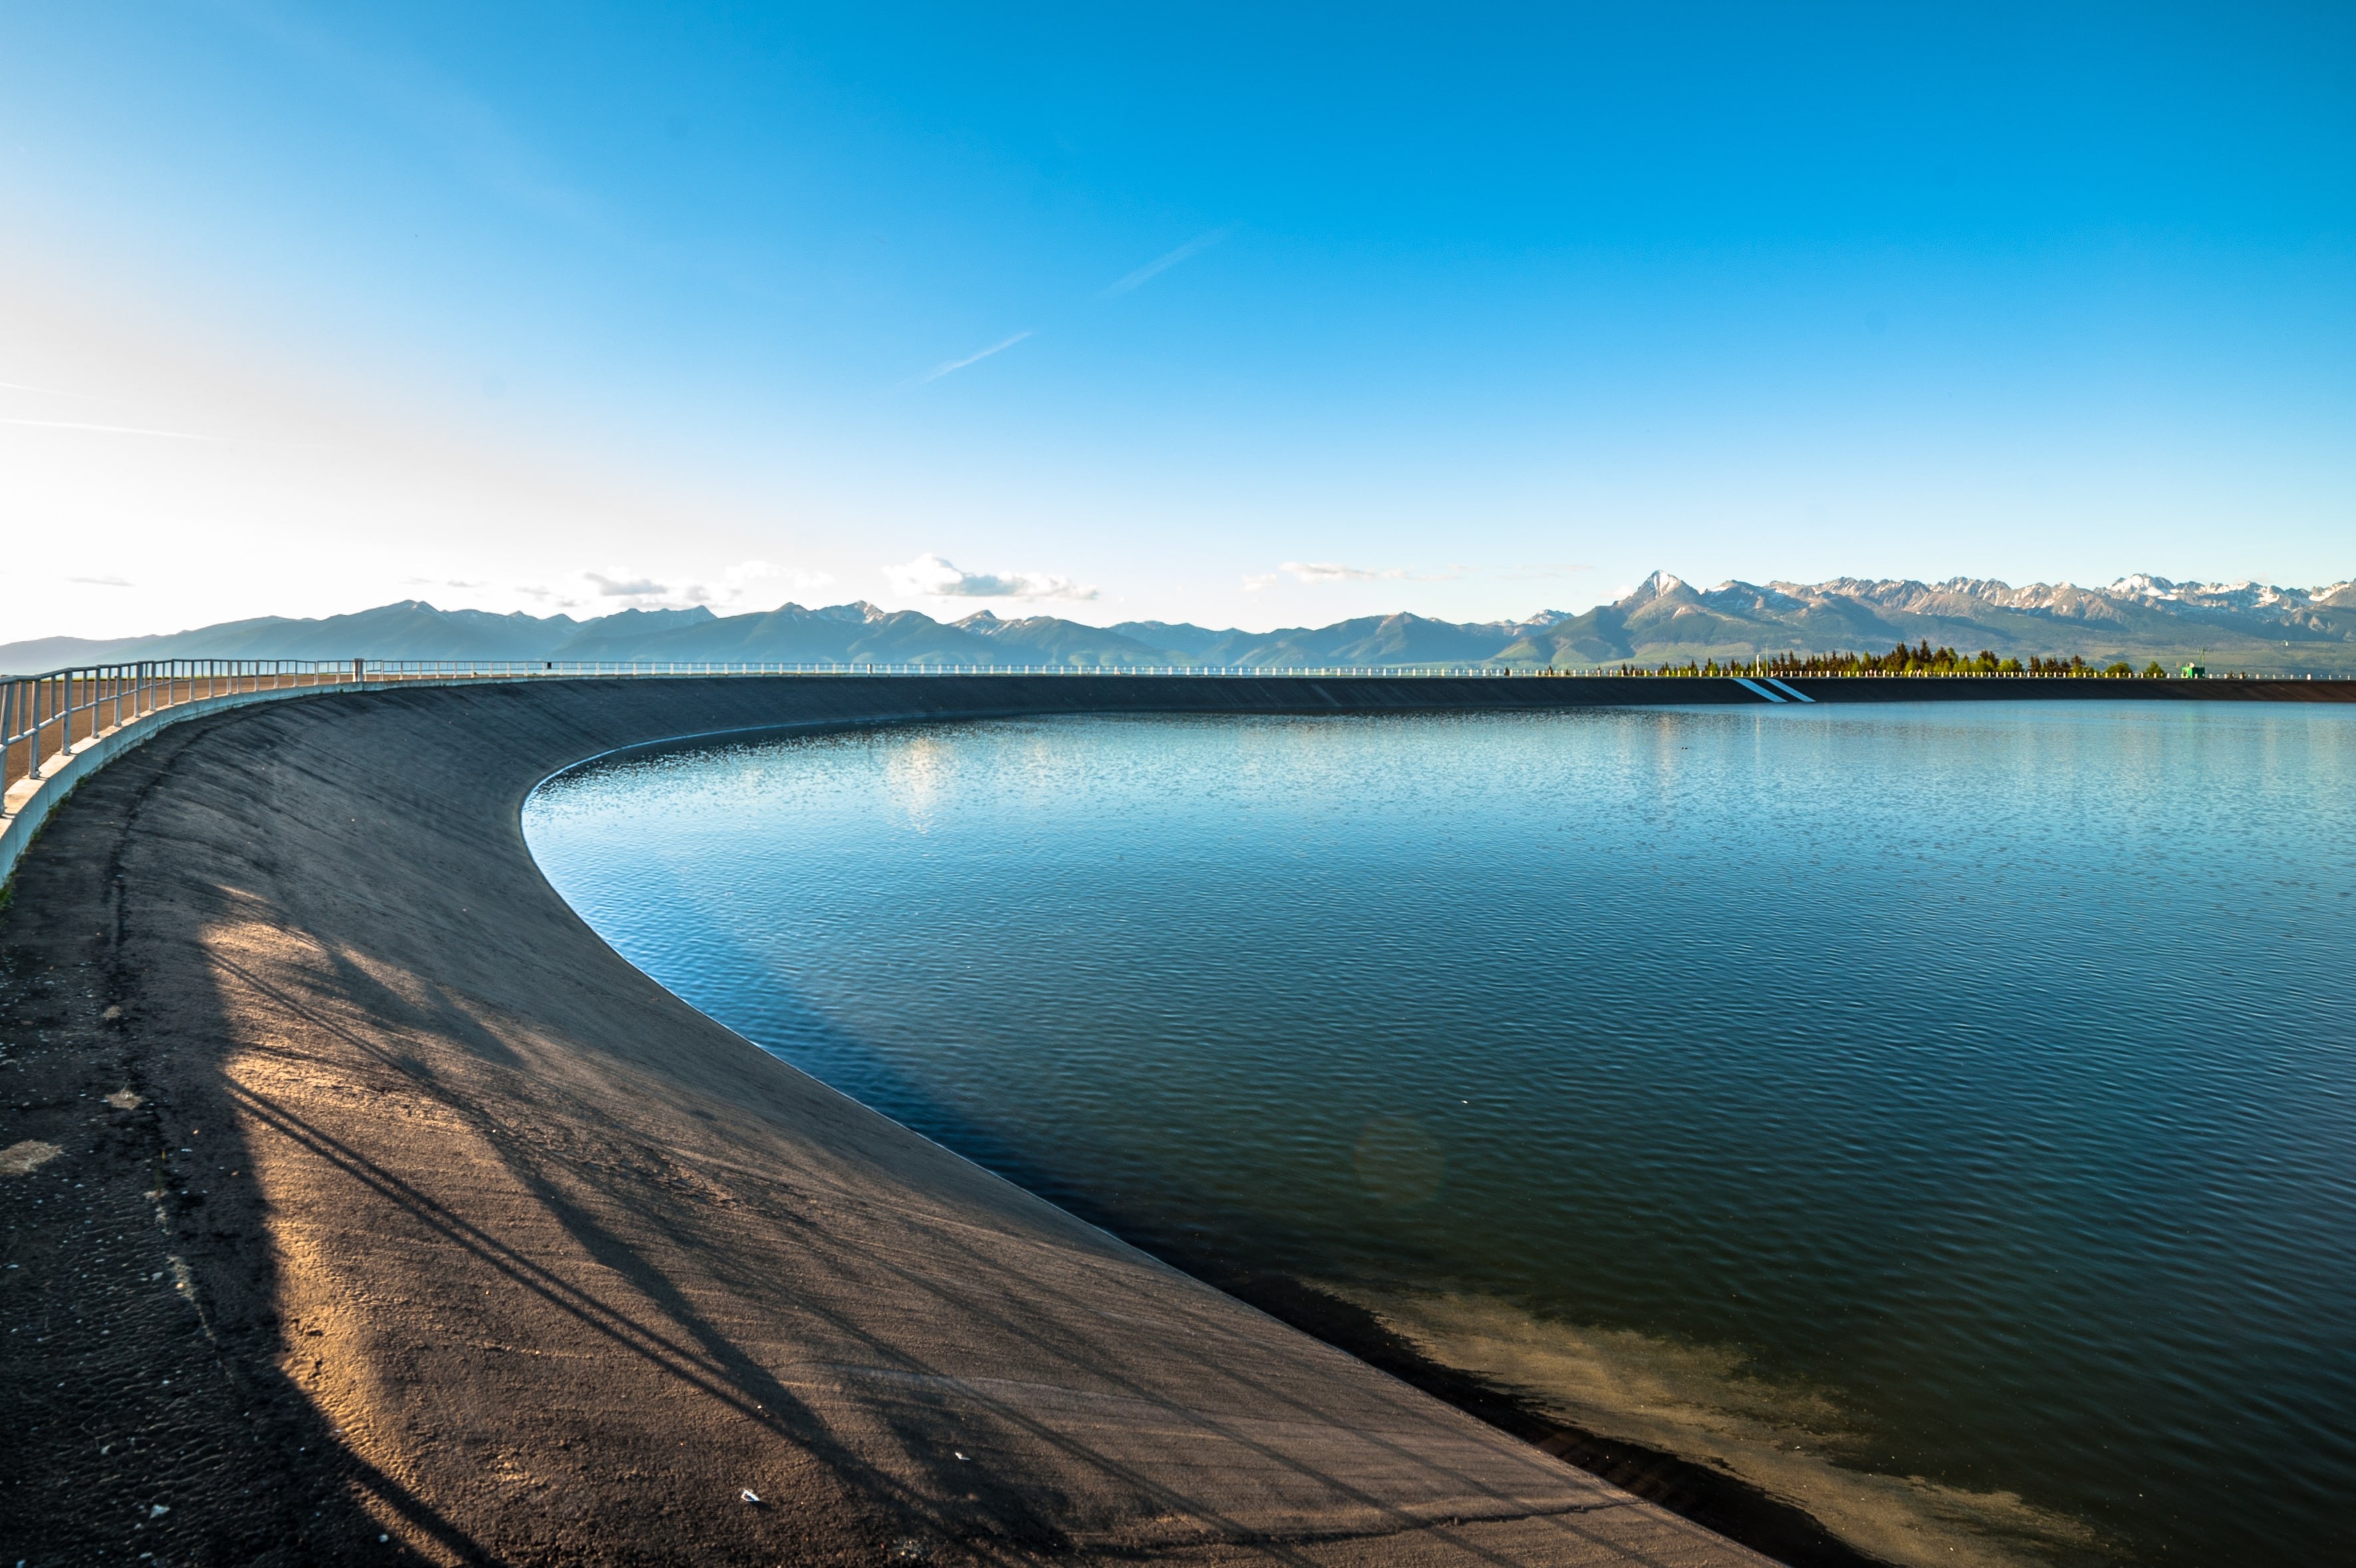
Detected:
[
  {"left": 2, "top": 660, "right": 365, "bottom": 813},
  {"left": 353, "top": 660, "right": 1529, "bottom": 682},
  {"left": 0, "top": 652, "right": 2313, "bottom": 864},
  {"left": 4, "top": 657, "right": 1561, "bottom": 815}
]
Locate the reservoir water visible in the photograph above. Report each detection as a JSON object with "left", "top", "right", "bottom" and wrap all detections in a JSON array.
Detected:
[{"left": 523, "top": 703, "right": 2356, "bottom": 1567}]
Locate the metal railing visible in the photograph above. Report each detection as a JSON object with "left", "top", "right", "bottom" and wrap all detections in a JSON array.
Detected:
[
  {"left": 350, "top": 660, "right": 1533, "bottom": 681},
  {"left": 3, "top": 656, "right": 1558, "bottom": 808},
  {"left": 3, "top": 660, "right": 364, "bottom": 811},
  {"left": 5, "top": 653, "right": 2308, "bottom": 815}
]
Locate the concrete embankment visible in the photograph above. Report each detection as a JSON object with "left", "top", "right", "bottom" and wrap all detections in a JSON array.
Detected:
[
  {"left": 3, "top": 671, "right": 2345, "bottom": 1565},
  {"left": 0, "top": 675, "right": 1799, "bottom": 1568}
]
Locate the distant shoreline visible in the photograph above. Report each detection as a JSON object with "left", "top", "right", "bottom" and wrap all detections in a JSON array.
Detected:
[{"left": 11, "top": 568, "right": 2356, "bottom": 680}]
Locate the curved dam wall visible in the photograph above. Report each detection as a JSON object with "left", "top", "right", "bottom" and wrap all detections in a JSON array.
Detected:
[
  {"left": 4, "top": 671, "right": 2344, "bottom": 1565},
  {"left": 3, "top": 674, "right": 1794, "bottom": 1568},
  {"left": 5, "top": 668, "right": 2342, "bottom": 885}
]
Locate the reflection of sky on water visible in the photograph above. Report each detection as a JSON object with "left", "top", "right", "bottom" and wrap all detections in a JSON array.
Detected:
[{"left": 527, "top": 703, "right": 2356, "bottom": 1567}]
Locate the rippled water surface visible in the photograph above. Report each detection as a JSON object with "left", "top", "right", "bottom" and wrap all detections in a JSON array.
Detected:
[{"left": 524, "top": 704, "right": 2356, "bottom": 1566}]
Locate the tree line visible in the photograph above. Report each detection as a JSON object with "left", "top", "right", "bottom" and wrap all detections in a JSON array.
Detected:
[{"left": 1601, "top": 641, "right": 2177, "bottom": 678}]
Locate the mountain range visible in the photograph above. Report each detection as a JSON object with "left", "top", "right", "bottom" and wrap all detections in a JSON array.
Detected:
[{"left": 9, "top": 571, "right": 2355, "bottom": 676}]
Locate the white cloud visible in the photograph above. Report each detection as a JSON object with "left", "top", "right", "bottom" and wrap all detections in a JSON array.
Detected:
[
  {"left": 885, "top": 553, "right": 1097, "bottom": 602},
  {"left": 715, "top": 559, "right": 834, "bottom": 604},
  {"left": 1274, "top": 561, "right": 1468, "bottom": 587},
  {"left": 69, "top": 574, "right": 133, "bottom": 588},
  {"left": 1282, "top": 561, "right": 1401, "bottom": 584},
  {"left": 679, "top": 559, "right": 775, "bottom": 606},
  {"left": 585, "top": 570, "right": 666, "bottom": 597},
  {"left": 712, "top": 558, "right": 831, "bottom": 596},
  {"left": 569, "top": 561, "right": 835, "bottom": 612},
  {"left": 1241, "top": 572, "right": 1281, "bottom": 592}
]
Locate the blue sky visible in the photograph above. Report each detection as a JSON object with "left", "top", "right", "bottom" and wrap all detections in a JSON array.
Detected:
[{"left": 2, "top": 0, "right": 2351, "bottom": 637}]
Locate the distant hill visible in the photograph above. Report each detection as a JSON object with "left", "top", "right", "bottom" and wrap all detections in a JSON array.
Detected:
[
  {"left": 0, "top": 600, "right": 585, "bottom": 669},
  {"left": 1509, "top": 573, "right": 2356, "bottom": 674},
  {"left": 955, "top": 610, "right": 1177, "bottom": 664},
  {"left": 543, "top": 606, "right": 718, "bottom": 659},
  {"left": 571, "top": 601, "right": 1003, "bottom": 664},
  {"left": 1108, "top": 620, "right": 1238, "bottom": 658},
  {"left": 1187, "top": 611, "right": 1522, "bottom": 668},
  {"left": 7, "top": 571, "right": 2353, "bottom": 676}
]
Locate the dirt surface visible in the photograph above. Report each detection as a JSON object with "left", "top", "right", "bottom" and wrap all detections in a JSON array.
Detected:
[
  {"left": 1, "top": 677, "right": 1783, "bottom": 1567},
  {"left": 0, "top": 715, "right": 436, "bottom": 1568}
]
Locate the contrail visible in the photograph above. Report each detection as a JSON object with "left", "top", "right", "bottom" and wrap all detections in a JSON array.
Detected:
[
  {"left": 0, "top": 416, "right": 214, "bottom": 440},
  {"left": 910, "top": 330, "right": 1033, "bottom": 386},
  {"left": 1101, "top": 226, "right": 1235, "bottom": 297},
  {"left": 0, "top": 379, "right": 99, "bottom": 398}
]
